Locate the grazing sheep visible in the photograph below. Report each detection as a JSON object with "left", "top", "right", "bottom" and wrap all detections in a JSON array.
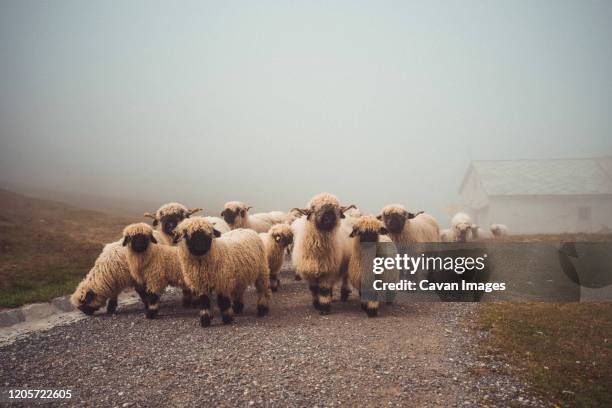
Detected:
[
  {"left": 451, "top": 212, "right": 473, "bottom": 243},
  {"left": 122, "top": 223, "right": 188, "bottom": 318},
  {"left": 70, "top": 240, "right": 137, "bottom": 315},
  {"left": 348, "top": 216, "right": 399, "bottom": 317},
  {"left": 143, "top": 202, "right": 202, "bottom": 245},
  {"left": 490, "top": 223, "right": 509, "bottom": 238},
  {"left": 470, "top": 224, "right": 493, "bottom": 240},
  {"left": 174, "top": 217, "right": 271, "bottom": 327},
  {"left": 291, "top": 193, "right": 356, "bottom": 314},
  {"left": 377, "top": 205, "right": 440, "bottom": 245},
  {"left": 440, "top": 228, "right": 454, "bottom": 242},
  {"left": 221, "top": 201, "right": 285, "bottom": 232},
  {"left": 259, "top": 223, "right": 294, "bottom": 292}
]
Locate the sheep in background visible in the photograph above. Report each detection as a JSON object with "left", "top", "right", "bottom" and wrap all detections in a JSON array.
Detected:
[
  {"left": 348, "top": 216, "right": 399, "bottom": 317},
  {"left": 471, "top": 224, "right": 493, "bottom": 240},
  {"left": 260, "top": 223, "right": 294, "bottom": 292},
  {"left": 144, "top": 202, "right": 202, "bottom": 245},
  {"left": 204, "top": 216, "right": 231, "bottom": 234},
  {"left": 221, "top": 201, "right": 285, "bottom": 232},
  {"left": 174, "top": 217, "right": 271, "bottom": 327},
  {"left": 291, "top": 193, "right": 356, "bottom": 314},
  {"left": 451, "top": 212, "right": 474, "bottom": 243},
  {"left": 71, "top": 240, "right": 138, "bottom": 315},
  {"left": 122, "top": 223, "right": 188, "bottom": 318},
  {"left": 440, "top": 228, "right": 454, "bottom": 242},
  {"left": 377, "top": 204, "right": 440, "bottom": 245},
  {"left": 490, "top": 223, "right": 509, "bottom": 238}
]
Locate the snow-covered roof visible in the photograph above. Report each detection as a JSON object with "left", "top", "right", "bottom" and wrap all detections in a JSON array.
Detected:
[{"left": 461, "top": 157, "right": 612, "bottom": 196}]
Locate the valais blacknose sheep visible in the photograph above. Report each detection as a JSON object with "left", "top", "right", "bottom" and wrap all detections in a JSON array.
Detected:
[
  {"left": 377, "top": 205, "right": 440, "bottom": 245},
  {"left": 174, "top": 217, "right": 271, "bottom": 327},
  {"left": 122, "top": 223, "right": 188, "bottom": 318},
  {"left": 221, "top": 201, "right": 286, "bottom": 232},
  {"left": 348, "top": 216, "right": 399, "bottom": 317},
  {"left": 290, "top": 193, "right": 356, "bottom": 314},
  {"left": 490, "top": 223, "right": 509, "bottom": 238},
  {"left": 143, "top": 202, "right": 202, "bottom": 245},
  {"left": 259, "top": 223, "right": 294, "bottom": 292},
  {"left": 451, "top": 213, "right": 473, "bottom": 243}
]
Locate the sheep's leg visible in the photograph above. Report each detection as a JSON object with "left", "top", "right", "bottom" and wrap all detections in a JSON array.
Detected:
[
  {"left": 365, "top": 300, "right": 379, "bottom": 317},
  {"left": 269, "top": 273, "right": 280, "bottom": 292},
  {"left": 317, "top": 282, "right": 332, "bottom": 315},
  {"left": 106, "top": 296, "right": 118, "bottom": 314},
  {"left": 144, "top": 291, "right": 160, "bottom": 319},
  {"left": 181, "top": 288, "right": 193, "bottom": 308},
  {"left": 340, "top": 274, "right": 351, "bottom": 302},
  {"left": 217, "top": 293, "right": 234, "bottom": 324},
  {"left": 308, "top": 280, "right": 320, "bottom": 310},
  {"left": 134, "top": 285, "right": 149, "bottom": 311},
  {"left": 254, "top": 274, "right": 271, "bottom": 317},
  {"left": 198, "top": 293, "right": 212, "bottom": 327},
  {"left": 231, "top": 287, "right": 245, "bottom": 315}
]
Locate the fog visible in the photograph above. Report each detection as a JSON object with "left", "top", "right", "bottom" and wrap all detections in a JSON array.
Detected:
[{"left": 1, "top": 1, "right": 611, "bottom": 223}]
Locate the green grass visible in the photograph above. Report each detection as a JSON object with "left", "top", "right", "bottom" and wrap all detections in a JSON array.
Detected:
[{"left": 479, "top": 303, "right": 612, "bottom": 407}]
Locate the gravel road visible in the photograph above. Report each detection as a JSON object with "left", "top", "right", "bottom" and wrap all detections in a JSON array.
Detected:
[{"left": 0, "top": 263, "right": 544, "bottom": 407}]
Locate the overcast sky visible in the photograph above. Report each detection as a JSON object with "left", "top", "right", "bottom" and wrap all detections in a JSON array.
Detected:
[{"left": 1, "top": 0, "right": 611, "bottom": 222}]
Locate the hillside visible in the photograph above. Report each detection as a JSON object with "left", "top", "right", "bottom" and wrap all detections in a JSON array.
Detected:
[{"left": 0, "top": 189, "right": 134, "bottom": 307}]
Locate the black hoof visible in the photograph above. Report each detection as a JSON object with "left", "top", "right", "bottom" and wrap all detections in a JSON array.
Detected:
[
  {"left": 222, "top": 314, "right": 234, "bottom": 325},
  {"left": 366, "top": 308, "right": 378, "bottom": 318},
  {"left": 271, "top": 285, "right": 278, "bottom": 293},
  {"left": 145, "top": 309, "right": 158, "bottom": 319},
  {"left": 257, "top": 304, "right": 269, "bottom": 317},
  {"left": 294, "top": 274, "right": 302, "bottom": 281},
  {"left": 312, "top": 299, "right": 321, "bottom": 310},
  {"left": 78, "top": 305, "right": 96, "bottom": 316},
  {"left": 200, "top": 315, "right": 211, "bottom": 327},
  {"left": 340, "top": 288, "right": 351, "bottom": 302},
  {"left": 319, "top": 303, "right": 331, "bottom": 315},
  {"left": 232, "top": 301, "right": 244, "bottom": 315}
]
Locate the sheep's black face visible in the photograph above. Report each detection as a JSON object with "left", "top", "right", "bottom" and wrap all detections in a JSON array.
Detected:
[
  {"left": 130, "top": 233, "right": 151, "bottom": 253},
  {"left": 315, "top": 205, "right": 339, "bottom": 231},
  {"left": 77, "top": 290, "right": 101, "bottom": 315},
  {"left": 359, "top": 230, "right": 379, "bottom": 243},
  {"left": 186, "top": 231, "right": 213, "bottom": 256},
  {"left": 222, "top": 209, "right": 240, "bottom": 225},
  {"left": 275, "top": 234, "right": 293, "bottom": 247},
  {"left": 455, "top": 226, "right": 470, "bottom": 243},
  {"left": 161, "top": 214, "right": 184, "bottom": 236},
  {"left": 384, "top": 214, "right": 406, "bottom": 234}
]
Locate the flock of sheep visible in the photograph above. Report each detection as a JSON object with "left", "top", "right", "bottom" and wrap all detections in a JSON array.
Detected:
[{"left": 70, "top": 193, "right": 508, "bottom": 325}]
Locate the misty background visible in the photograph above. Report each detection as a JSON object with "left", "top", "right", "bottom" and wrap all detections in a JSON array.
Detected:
[{"left": 1, "top": 0, "right": 611, "bottom": 223}]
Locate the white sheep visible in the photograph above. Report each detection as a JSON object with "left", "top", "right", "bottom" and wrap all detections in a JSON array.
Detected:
[
  {"left": 291, "top": 192, "right": 356, "bottom": 314},
  {"left": 348, "top": 216, "right": 399, "bottom": 317},
  {"left": 259, "top": 223, "right": 294, "bottom": 292},
  {"left": 451, "top": 212, "right": 474, "bottom": 243},
  {"left": 471, "top": 224, "right": 493, "bottom": 240},
  {"left": 174, "top": 217, "right": 271, "bottom": 327},
  {"left": 122, "top": 223, "right": 188, "bottom": 318},
  {"left": 490, "top": 223, "right": 509, "bottom": 238},
  {"left": 440, "top": 228, "right": 454, "bottom": 242},
  {"left": 221, "top": 201, "right": 286, "bottom": 232},
  {"left": 377, "top": 204, "right": 440, "bottom": 245},
  {"left": 143, "top": 202, "right": 202, "bottom": 245}
]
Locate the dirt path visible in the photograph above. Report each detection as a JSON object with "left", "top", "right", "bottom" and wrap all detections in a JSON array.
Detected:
[{"left": 0, "top": 265, "right": 540, "bottom": 407}]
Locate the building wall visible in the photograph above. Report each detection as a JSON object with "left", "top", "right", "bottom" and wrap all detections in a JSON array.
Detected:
[{"left": 475, "top": 195, "right": 612, "bottom": 234}]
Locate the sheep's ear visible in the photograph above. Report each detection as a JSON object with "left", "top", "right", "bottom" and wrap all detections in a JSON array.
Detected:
[
  {"left": 220, "top": 209, "right": 227, "bottom": 217},
  {"left": 188, "top": 207, "right": 202, "bottom": 216},
  {"left": 408, "top": 211, "right": 424, "bottom": 219},
  {"left": 245, "top": 206, "right": 252, "bottom": 212},
  {"left": 379, "top": 227, "right": 389, "bottom": 235},
  {"left": 240, "top": 209, "right": 246, "bottom": 217},
  {"left": 376, "top": 214, "right": 383, "bottom": 221},
  {"left": 349, "top": 228, "right": 358, "bottom": 238},
  {"left": 152, "top": 220, "right": 159, "bottom": 227},
  {"left": 144, "top": 212, "right": 158, "bottom": 225},
  {"left": 150, "top": 234, "right": 157, "bottom": 244},
  {"left": 122, "top": 236, "right": 130, "bottom": 246},
  {"left": 213, "top": 229, "right": 222, "bottom": 238},
  {"left": 172, "top": 233, "right": 181, "bottom": 244},
  {"left": 84, "top": 290, "right": 96, "bottom": 304}
]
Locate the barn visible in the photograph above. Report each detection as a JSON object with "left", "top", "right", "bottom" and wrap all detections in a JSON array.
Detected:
[{"left": 458, "top": 157, "right": 612, "bottom": 234}]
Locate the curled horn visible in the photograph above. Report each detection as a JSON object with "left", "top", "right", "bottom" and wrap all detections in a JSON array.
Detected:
[
  {"left": 245, "top": 205, "right": 253, "bottom": 211},
  {"left": 143, "top": 212, "right": 157, "bottom": 220},
  {"left": 188, "top": 207, "right": 203, "bottom": 216},
  {"left": 340, "top": 204, "right": 357, "bottom": 214},
  {"left": 407, "top": 210, "right": 424, "bottom": 219},
  {"left": 290, "top": 207, "right": 311, "bottom": 217}
]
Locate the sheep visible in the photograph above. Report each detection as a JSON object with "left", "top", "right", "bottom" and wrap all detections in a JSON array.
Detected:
[
  {"left": 204, "top": 216, "right": 231, "bottom": 234},
  {"left": 70, "top": 240, "right": 137, "bottom": 315},
  {"left": 143, "top": 202, "right": 202, "bottom": 245},
  {"left": 440, "top": 228, "right": 454, "bottom": 242},
  {"left": 377, "top": 204, "right": 440, "bottom": 245},
  {"left": 290, "top": 192, "right": 356, "bottom": 314},
  {"left": 259, "top": 223, "right": 294, "bottom": 292},
  {"left": 451, "top": 212, "right": 474, "bottom": 243},
  {"left": 348, "top": 216, "right": 399, "bottom": 317},
  {"left": 174, "top": 217, "right": 271, "bottom": 327},
  {"left": 470, "top": 224, "right": 493, "bottom": 240},
  {"left": 221, "top": 201, "right": 286, "bottom": 232},
  {"left": 122, "top": 223, "right": 188, "bottom": 318},
  {"left": 490, "top": 223, "right": 509, "bottom": 238}
]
